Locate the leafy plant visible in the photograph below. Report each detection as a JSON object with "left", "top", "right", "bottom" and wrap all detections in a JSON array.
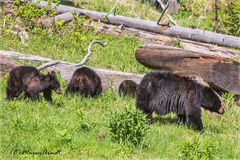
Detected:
[
  {"left": 12, "top": 0, "right": 59, "bottom": 30},
  {"left": 109, "top": 106, "right": 149, "bottom": 146},
  {"left": 56, "top": 129, "right": 73, "bottom": 144},
  {"left": 179, "top": 137, "right": 218, "bottom": 160},
  {"left": 13, "top": 0, "right": 44, "bottom": 27},
  {"left": 174, "top": 38, "right": 183, "bottom": 48}
]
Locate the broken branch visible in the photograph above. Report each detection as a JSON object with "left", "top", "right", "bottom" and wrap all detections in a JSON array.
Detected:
[{"left": 75, "top": 40, "right": 107, "bottom": 67}]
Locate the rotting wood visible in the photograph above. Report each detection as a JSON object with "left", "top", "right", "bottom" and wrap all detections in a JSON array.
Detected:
[
  {"left": 135, "top": 44, "right": 240, "bottom": 95},
  {"left": 0, "top": 55, "right": 20, "bottom": 77},
  {"left": 123, "top": 28, "right": 240, "bottom": 59},
  {"left": 11, "top": 0, "right": 240, "bottom": 49}
]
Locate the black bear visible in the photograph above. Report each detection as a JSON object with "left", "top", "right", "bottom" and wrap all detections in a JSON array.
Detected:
[
  {"left": 118, "top": 80, "right": 139, "bottom": 97},
  {"left": 6, "top": 66, "right": 62, "bottom": 102},
  {"left": 66, "top": 67, "right": 102, "bottom": 97},
  {"left": 136, "top": 71, "right": 225, "bottom": 131}
]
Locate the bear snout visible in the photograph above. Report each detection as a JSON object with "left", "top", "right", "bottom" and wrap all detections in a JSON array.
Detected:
[
  {"left": 218, "top": 106, "right": 225, "bottom": 114},
  {"left": 54, "top": 88, "right": 62, "bottom": 94}
]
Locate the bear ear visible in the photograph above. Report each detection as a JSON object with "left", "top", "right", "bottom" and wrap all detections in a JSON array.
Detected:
[
  {"left": 47, "top": 72, "right": 55, "bottom": 79},
  {"left": 50, "top": 71, "right": 56, "bottom": 75},
  {"left": 48, "top": 71, "right": 56, "bottom": 78}
]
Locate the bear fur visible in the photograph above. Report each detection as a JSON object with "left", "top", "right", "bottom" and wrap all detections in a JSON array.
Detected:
[
  {"left": 6, "top": 66, "right": 62, "bottom": 102},
  {"left": 66, "top": 67, "right": 102, "bottom": 97},
  {"left": 136, "top": 71, "right": 225, "bottom": 131},
  {"left": 118, "top": 80, "right": 139, "bottom": 97}
]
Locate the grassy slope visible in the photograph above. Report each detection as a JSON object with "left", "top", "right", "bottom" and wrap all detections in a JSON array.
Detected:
[{"left": 0, "top": 1, "right": 240, "bottom": 159}]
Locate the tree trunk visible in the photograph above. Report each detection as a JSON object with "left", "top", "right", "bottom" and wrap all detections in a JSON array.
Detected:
[{"left": 135, "top": 44, "right": 240, "bottom": 95}]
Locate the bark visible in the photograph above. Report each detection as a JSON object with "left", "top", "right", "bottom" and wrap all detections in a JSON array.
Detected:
[
  {"left": 135, "top": 44, "right": 240, "bottom": 95},
  {"left": 0, "top": 55, "right": 20, "bottom": 77}
]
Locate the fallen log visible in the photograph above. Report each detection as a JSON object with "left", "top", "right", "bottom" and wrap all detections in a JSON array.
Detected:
[
  {"left": 40, "top": 11, "right": 240, "bottom": 59},
  {"left": 16, "top": 0, "right": 240, "bottom": 48},
  {"left": 135, "top": 44, "right": 240, "bottom": 95},
  {"left": 0, "top": 55, "right": 20, "bottom": 77},
  {"left": 0, "top": 50, "right": 143, "bottom": 91},
  {"left": 123, "top": 28, "right": 240, "bottom": 59}
]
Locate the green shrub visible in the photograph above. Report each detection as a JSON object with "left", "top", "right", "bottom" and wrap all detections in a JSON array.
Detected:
[
  {"left": 109, "top": 106, "right": 149, "bottom": 146},
  {"left": 179, "top": 137, "right": 218, "bottom": 160},
  {"left": 12, "top": 0, "right": 59, "bottom": 29}
]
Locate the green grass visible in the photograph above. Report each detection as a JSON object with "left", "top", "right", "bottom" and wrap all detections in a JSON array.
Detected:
[
  {"left": 1, "top": 2, "right": 240, "bottom": 159},
  {"left": 0, "top": 76, "right": 240, "bottom": 159},
  {"left": 70, "top": 0, "right": 214, "bottom": 31},
  {"left": 72, "top": 0, "right": 160, "bottom": 20},
  {"left": 0, "top": 20, "right": 148, "bottom": 74}
]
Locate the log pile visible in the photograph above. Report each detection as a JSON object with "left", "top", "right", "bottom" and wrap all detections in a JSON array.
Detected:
[{"left": 11, "top": 0, "right": 240, "bottom": 49}]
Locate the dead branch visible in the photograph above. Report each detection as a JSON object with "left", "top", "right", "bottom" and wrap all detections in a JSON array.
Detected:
[
  {"left": 37, "top": 60, "right": 61, "bottom": 70},
  {"left": 157, "top": 0, "right": 178, "bottom": 25},
  {"left": 75, "top": 40, "right": 107, "bottom": 67},
  {"left": 108, "top": 0, "right": 119, "bottom": 15},
  {"left": 157, "top": 1, "right": 170, "bottom": 25}
]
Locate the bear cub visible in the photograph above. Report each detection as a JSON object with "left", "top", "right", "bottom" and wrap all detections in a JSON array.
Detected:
[
  {"left": 6, "top": 66, "right": 62, "bottom": 102},
  {"left": 66, "top": 67, "right": 102, "bottom": 97},
  {"left": 136, "top": 71, "right": 225, "bottom": 131},
  {"left": 118, "top": 80, "right": 139, "bottom": 98}
]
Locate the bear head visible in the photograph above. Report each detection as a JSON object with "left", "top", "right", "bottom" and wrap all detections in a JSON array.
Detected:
[
  {"left": 200, "top": 86, "right": 225, "bottom": 114},
  {"left": 47, "top": 71, "right": 62, "bottom": 94}
]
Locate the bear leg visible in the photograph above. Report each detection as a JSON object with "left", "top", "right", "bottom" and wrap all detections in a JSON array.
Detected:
[
  {"left": 146, "top": 112, "right": 154, "bottom": 124},
  {"left": 94, "top": 84, "right": 102, "bottom": 97},
  {"left": 177, "top": 114, "right": 186, "bottom": 123},
  {"left": 140, "top": 108, "right": 153, "bottom": 124},
  {"left": 6, "top": 87, "right": 22, "bottom": 100},
  {"left": 25, "top": 91, "right": 39, "bottom": 100},
  {"left": 186, "top": 115, "right": 203, "bottom": 131},
  {"left": 43, "top": 89, "right": 52, "bottom": 103}
]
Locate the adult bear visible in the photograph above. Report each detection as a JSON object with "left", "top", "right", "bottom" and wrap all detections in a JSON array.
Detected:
[
  {"left": 6, "top": 66, "right": 62, "bottom": 102},
  {"left": 136, "top": 71, "right": 225, "bottom": 131}
]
